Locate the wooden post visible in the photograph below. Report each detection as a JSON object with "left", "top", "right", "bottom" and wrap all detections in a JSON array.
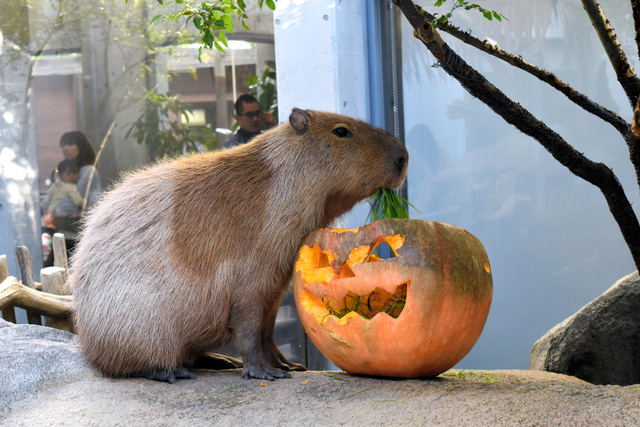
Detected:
[
  {"left": 41, "top": 266, "right": 74, "bottom": 332},
  {"left": 0, "top": 255, "right": 15, "bottom": 323},
  {"left": 51, "top": 233, "right": 69, "bottom": 282},
  {"left": 15, "top": 246, "right": 42, "bottom": 325}
]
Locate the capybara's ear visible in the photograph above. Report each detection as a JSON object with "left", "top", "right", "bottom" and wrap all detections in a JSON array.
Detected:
[{"left": 289, "top": 108, "right": 311, "bottom": 135}]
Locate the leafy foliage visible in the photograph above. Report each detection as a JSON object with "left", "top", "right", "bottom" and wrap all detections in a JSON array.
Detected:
[
  {"left": 247, "top": 59, "right": 277, "bottom": 120},
  {"left": 125, "top": 90, "right": 217, "bottom": 157},
  {"left": 126, "top": 0, "right": 278, "bottom": 60},
  {"left": 432, "top": 0, "right": 507, "bottom": 28}
]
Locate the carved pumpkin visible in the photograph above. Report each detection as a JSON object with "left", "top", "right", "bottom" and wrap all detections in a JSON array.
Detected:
[{"left": 293, "top": 218, "right": 492, "bottom": 378}]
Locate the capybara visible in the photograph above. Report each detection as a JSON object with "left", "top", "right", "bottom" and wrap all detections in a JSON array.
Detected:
[{"left": 69, "top": 108, "right": 408, "bottom": 382}]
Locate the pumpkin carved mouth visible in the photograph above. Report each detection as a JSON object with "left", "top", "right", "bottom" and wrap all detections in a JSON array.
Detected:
[
  {"left": 295, "top": 232, "right": 408, "bottom": 323},
  {"left": 321, "top": 283, "right": 408, "bottom": 320}
]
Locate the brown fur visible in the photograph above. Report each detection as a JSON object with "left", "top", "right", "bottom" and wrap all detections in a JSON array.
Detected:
[{"left": 69, "top": 109, "right": 408, "bottom": 382}]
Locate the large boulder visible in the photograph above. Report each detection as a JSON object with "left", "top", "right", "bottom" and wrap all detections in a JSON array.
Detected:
[
  {"left": 0, "top": 318, "right": 97, "bottom": 414},
  {"left": 2, "top": 318, "right": 640, "bottom": 425},
  {"left": 530, "top": 271, "right": 640, "bottom": 385}
]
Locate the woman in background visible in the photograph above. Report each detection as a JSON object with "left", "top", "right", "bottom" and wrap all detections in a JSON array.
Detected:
[
  {"left": 43, "top": 131, "right": 101, "bottom": 266},
  {"left": 59, "top": 131, "right": 101, "bottom": 211}
]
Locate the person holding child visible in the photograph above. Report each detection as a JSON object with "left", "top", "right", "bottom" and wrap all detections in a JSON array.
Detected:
[
  {"left": 43, "top": 131, "right": 101, "bottom": 266},
  {"left": 59, "top": 131, "right": 101, "bottom": 211}
]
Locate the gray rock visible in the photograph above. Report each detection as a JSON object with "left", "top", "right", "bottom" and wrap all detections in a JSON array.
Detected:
[
  {"left": 3, "top": 317, "right": 640, "bottom": 425},
  {"left": 530, "top": 271, "right": 640, "bottom": 385},
  {"left": 0, "top": 318, "right": 97, "bottom": 414}
]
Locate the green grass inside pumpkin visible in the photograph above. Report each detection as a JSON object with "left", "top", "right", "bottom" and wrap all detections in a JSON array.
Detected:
[{"left": 322, "top": 283, "right": 408, "bottom": 320}]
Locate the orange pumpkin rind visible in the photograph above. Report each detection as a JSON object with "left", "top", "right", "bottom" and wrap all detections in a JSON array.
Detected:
[{"left": 292, "top": 219, "right": 492, "bottom": 379}]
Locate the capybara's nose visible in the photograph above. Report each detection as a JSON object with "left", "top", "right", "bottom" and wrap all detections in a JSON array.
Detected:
[
  {"left": 396, "top": 153, "right": 407, "bottom": 174},
  {"left": 394, "top": 148, "right": 408, "bottom": 176}
]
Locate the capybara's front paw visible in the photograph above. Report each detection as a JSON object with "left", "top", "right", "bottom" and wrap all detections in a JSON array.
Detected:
[{"left": 241, "top": 363, "right": 293, "bottom": 380}]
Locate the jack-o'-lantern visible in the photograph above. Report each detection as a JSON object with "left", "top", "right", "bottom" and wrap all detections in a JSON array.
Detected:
[{"left": 292, "top": 218, "right": 492, "bottom": 378}]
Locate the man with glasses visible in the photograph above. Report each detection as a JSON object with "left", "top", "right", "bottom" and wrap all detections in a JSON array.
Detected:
[{"left": 224, "top": 94, "right": 275, "bottom": 148}]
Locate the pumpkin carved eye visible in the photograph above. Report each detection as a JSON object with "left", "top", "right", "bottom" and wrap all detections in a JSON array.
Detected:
[
  {"left": 296, "top": 234, "right": 409, "bottom": 321},
  {"left": 332, "top": 126, "right": 353, "bottom": 138},
  {"left": 292, "top": 219, "right": 493, "bottom": 379}
]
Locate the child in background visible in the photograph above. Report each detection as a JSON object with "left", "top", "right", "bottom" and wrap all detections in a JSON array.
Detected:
[{"left": 45, "top": 159, "right": 85, "bottom": 219}]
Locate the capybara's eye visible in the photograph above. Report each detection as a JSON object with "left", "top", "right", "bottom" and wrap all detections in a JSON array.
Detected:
[{"left": 332, "top": 127, "right": 353, "bottom": 138}]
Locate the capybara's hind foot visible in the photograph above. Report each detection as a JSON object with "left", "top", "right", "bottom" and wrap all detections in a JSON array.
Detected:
[
  {"left": 284, "top": 360, "right": 307, "bottom": 372},
  {"left": 144, "top": 366, "right": 197, "bottom": 383},
  {"left": 272, "top": 357, "right": 307, "bottom": 372},
  {"left": 265, "top": 345, "right": 307, "bottom": 372},
  {"left": 242, "top": 363, "right": 292, "bottom": 381},
  {"left": 192, "top": 352, "right": 243, "bottom": 370}
]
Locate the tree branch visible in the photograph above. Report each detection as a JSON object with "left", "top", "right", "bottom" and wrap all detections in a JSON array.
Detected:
[
  {"left": 413, "top": 2, "right": 640, "bottom": 191},
  {"left": 631, "top": 0, "right": 640, "bottom": 60},
  {"left": 582, "top": 0, "right": 640, "bottom": 107},
  {"left": 0, "top": 276, "right": 73, "bottom": 319},
  {"left": 630, "top": 97, "right": 640, "bottom": 188},
  {"left": 411, "top": 5, "right": 630, "bottom": 136},
  {"left": 393, "top": 0, "right": 640, "bottom": 272}
]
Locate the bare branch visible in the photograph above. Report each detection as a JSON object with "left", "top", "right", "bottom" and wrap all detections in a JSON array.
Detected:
[
  {"left": 632, "top": 0, "right": 640, "bottom": 59},
  {"left": 630, "top": 98, "right": 640, "bottom": 188},
  {"left": 582, "top": 0, "right": 640, "bottom": 106},
  {"left": 393, "top": 0, "right": 640, "bottom": 272},
  {"left": 410, "top": 4, "right": 630, "bottom": 136}
]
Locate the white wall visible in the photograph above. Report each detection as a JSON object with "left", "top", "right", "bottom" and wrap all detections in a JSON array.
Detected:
[
  {"left": 273, "top": 0, "right": 372, "bottom": 228},
  {"left": 274, "top": 0, "right": 368, "bottom": 121}
]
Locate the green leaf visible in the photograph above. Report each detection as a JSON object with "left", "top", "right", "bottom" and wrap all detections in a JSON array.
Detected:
[
  {"left": 150, "top": 14, "right": 164, "bottom": 25},
  {"left": 214, "top": 38, "right": 225, "bottom": 52},
  {"left": 219, "top": 30, "right": 229, "bottom": 47},
  {"left": 246, "top": 75, "right": 258, "bottom": 86},
  {"left": 241, "top": 19, "right": 251, "bottom": 31},
  {"left": 202, "top": 30, "right": 214, "bottom": 48},
  {"left": 221, "top": 14, "right": 235, "bottom": 31},
  {"left": 265, "top": 0, "right": 276, "bottom": 10}
]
